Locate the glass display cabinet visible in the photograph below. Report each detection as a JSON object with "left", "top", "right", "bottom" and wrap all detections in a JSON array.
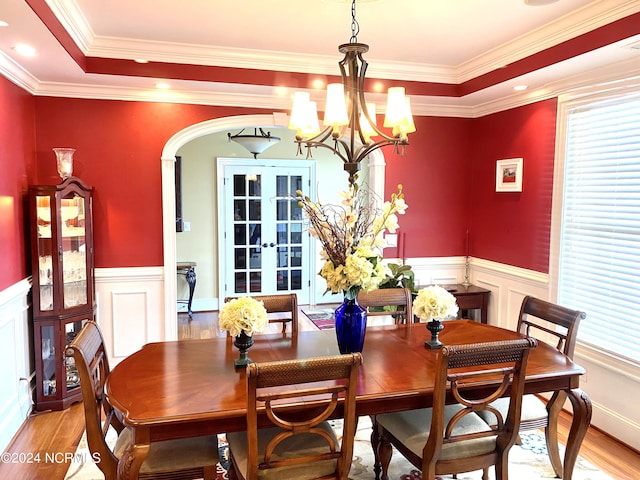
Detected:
[{"left": 29, "top": 177, "right": 95, "bottom": 411}]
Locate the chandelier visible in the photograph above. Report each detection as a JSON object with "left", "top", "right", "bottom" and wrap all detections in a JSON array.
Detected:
[
  {"left": 288, "top": 0, "right": 415, "bottom": 185},
  {"left": 227, "top": 128, "right": 281, "bottom": 159}
]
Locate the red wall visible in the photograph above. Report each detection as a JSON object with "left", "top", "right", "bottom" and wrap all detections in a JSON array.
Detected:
[
  {"left": 0, "top": 77, "right": 36, "bottom": 291},
  {"left": 469, "top": 99, "right": 558, "bottom": 273},
  {"left": 33, "top": 98, "right": 272, "bottom": 268},
  {"left": 384, "top": 116, "right": 473, "bottom": 260},
  {"left": 0, "top": 91, "right": 558, "bottom": 291}
]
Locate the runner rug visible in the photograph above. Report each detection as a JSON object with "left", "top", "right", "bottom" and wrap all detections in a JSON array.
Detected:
[
  {"left": 65, "top": 416, "right": 611, "bottom": 480},
  {"left": 302, "top": 306, "right": 336, "bottom": 330}
]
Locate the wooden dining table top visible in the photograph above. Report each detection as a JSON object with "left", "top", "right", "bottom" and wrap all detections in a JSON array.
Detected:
[{"left": 105, "top": 320, "right": 584, "bottom": 432}]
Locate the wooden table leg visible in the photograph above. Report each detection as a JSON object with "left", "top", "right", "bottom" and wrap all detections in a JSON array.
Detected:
[
  {"left": 117, "top": 428, "right": 150, "bottom": 480},
  {"left": 562, "top": 388, "right": 593, "bottom": 480}
]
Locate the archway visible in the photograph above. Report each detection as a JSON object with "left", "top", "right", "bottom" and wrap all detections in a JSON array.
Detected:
[{"left": 160, "top": 113, "right": 386, "bottom": 340}]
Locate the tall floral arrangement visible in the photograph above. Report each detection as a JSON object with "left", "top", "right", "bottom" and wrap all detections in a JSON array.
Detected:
[
  {"left": 413, "top": 285, "right": 459, "bottom": 321},
  {"left": 295, "top": 183, "right": 408, "bottom": 300}
]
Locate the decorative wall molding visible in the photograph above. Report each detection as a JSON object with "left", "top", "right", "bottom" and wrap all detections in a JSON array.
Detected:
[{"left": 0, "top": 278, "right": 33, "bottom": 453}]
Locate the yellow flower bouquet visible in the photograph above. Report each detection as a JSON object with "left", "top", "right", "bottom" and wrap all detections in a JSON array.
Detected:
[
  {"left": 296, "top": 183, "right": 408, "bottom": 300},
  {"left": 218, "top": 297, "right": 268, "bottom": 337},
  {"left": 413, "top": 285, "right": 459, "bottom": 321}
]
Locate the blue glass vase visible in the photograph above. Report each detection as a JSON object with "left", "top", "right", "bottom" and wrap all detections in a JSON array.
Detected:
[{"left": 334, "top": 296, "right": 367, "bottom": 353}]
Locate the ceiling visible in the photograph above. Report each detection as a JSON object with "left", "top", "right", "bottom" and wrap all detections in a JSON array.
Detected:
[{"left": 1, "top": 0, "right": 640, "bottom": 117}]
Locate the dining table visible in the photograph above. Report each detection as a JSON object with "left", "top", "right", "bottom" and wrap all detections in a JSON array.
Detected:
[{"left": 105, "top": 319, "right": 592, "bottom": 480}]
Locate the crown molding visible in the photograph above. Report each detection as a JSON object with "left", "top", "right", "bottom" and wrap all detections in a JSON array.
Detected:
[
  {"left": 457, "top": 0, "right": 640, "bottom": 82},
  {"left": 2, "top": 44, "right": 635, "bottom": 120},
  {"left": 0, "top": 51, "right": 39, "bottom": 94},
  {"left": 51, "top": 0, "right": 640, "bottom": 86},
  {"left": 47, "top": 0, "right": 93, "bottom": 52}
]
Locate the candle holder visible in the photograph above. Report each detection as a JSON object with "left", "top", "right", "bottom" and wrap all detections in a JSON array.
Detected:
[{"left": 461, "top": 255, "right": 471, "bottom": 287}]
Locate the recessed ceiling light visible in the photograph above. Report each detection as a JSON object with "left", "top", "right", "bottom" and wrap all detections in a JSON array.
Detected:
[
  {"left": 134, "top": 59, "right": 149, "bottom": 64},
  {"left": 155, "top": 82, "right": 170, "bottom": 89},
  {"left": 13, "top": 44, "right": 36, "bottom": 57},
  {"left": 524, "top": 0, "right": 560, "bottom": 5},
  {"left": 0, "top": 20, "right": 9, "bottom": 27},
  {"left": 514, "top": 85, "right": 528, "bottom": 91}
]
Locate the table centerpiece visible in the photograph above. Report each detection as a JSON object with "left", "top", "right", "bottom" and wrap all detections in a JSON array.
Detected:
[
  {"left": 413, "top": 285, "right": 459, "bottom": 349},
  {"left": 296, "top": 182, "right": 408, "bottom": 353},
  {"left": 218, "top": 297, "right": 268, "bottom": 367}
]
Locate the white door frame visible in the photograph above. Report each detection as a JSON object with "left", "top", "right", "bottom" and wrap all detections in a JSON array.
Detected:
[
  {"left": 160, "top": 113, "right": 386, "bottom": 340},
  {"left": 217, "top": 158, "right": 314, "bottom": 303}
]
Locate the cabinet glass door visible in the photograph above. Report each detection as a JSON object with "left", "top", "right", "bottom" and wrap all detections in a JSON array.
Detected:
[
  {"left": 61, "top": 194, "right": 88, "bottom": 308},
  {"left": 40, "top": 324, "right": 56, "bottom": 396},
  {"left": 36, "top": 195, "right": 54, "bottom": 311},
  {"left": 64, "top": 319, "right": 86, "bottom": 393}
]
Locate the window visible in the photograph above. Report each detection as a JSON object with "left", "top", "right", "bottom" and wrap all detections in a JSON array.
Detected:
[{"left": 556, "top": 92, "right": 640, "bottom": 363}]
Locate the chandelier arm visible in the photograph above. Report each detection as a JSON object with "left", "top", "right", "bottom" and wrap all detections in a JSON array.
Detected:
[
  {"left": 356, "top": 54, "right": 401, "bottom": 143},
  {"left": 296, "top": 138, "right": 351, "bottom": 165}
]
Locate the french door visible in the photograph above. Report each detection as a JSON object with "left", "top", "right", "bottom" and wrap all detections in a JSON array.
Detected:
[{"left": 218, "top": 159, "right": 313, "bottom": 304}]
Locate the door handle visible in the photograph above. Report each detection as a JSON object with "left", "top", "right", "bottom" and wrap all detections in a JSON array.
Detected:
[{"left": 261, "top": 242, "right": 277, "bottom": 248}]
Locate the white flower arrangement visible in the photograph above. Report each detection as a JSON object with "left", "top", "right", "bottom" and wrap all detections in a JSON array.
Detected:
[
  {"left": 296, "top": 183, "right": 408, "bottom": 300},
  {"left": 218, "top": 297, "right": 269, "bottom": 337},
  {"left": 412, "top": 285, "right": 459, "bottom": 322}
]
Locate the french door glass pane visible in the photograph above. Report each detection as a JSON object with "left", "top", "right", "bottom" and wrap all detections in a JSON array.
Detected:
[{"left": 232, "top": 174, "right": 262, "bottom": 294}]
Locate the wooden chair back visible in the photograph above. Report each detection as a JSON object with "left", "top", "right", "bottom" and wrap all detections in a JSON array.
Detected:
[
  {"left": 419, "top": 338, "right": 536, "bottom": 478},
  {"left": 67, "top": 321, "right": 219, "bottom": 480},
  {"left": 224, "top": 293, "right": 298, "bottom": 335},
  {"left": 244, "top": 353, "right": 362, "bottom": 480},
  {"left": 517, "top": 295, "right": 586, "bottom": 359},
  {"left": 65, "top": 320, "right": 123, "bottom": 480},
  {"left": 357, "top": 288, "right": 413, "bottom": 324}
]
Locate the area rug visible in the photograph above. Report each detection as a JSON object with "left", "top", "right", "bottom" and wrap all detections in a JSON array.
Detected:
[
  {"left": 65, "top": 416, "right": 611, "bottom": 480},
  {"left": 302, "top": 307, "right": 336, "bottom": 330}
]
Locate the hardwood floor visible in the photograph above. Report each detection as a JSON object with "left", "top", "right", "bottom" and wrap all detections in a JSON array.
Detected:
[{"left": 2, "top": 309, "right": 639, "bottom": 480}]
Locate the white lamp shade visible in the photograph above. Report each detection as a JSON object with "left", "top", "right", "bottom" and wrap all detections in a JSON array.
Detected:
[
  {"left": 289, "top": 92, "right": 321, "bottom": 137},
  {"left": 300, "top": 101, "right": 321, "bottom": 136},
  {"left": 323, "top": 83, "right": 349, "bottom": 127},
  {"left": 230, "top": 136, "right": 279, "bottom": 156},
  {"left": 359, "top": 103, "right": 377, "bottom": 141},
  {"left": 383, "top": 87, "right": 408, "bottom": 128},
  {"left": 289, "top": 92, "right": 311, "bottom": 130}
]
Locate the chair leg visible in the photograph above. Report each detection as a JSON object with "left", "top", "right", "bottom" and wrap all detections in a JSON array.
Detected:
[
  {"left": 545, "top": 390, "right": 567, "bottom": 478},
  {"left": 203, "top": 464, "right": 217, "bottom": 480},
  {"left": 544, "top": 425, "right": 564, "bottom": 478},
  {"left": 495, "top": 455, "right": 509, "bottom": 480},
  {"left": 377, "top": 430, "right": 393, "bottom": 480},
  {"left": 370, "top": 417, "right": 381, "bottom": 480}
]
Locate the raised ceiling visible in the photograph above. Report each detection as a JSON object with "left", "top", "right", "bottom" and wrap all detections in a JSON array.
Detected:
[{"left": 1, "top": 0, "right": 640, "bottom": 116}]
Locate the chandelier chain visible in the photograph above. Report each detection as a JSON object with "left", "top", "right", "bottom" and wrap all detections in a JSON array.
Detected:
[{"left": 350, "top": 0, "right": 359, "bottom": 43}]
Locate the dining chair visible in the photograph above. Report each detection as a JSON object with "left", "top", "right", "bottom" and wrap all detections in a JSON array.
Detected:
[
  {"left": 226, "top": 352, "right": 363, "bottom": 480},
  {"left": 479, "top": 295, "right": 586, "bottom": 478},
  {"left": 224, "top": 293, "right": 299, "bottom": 335},
  {"left": 66, "top": 320, "right": 219, "bottom": 480},
  {"left": 357, "top": 287, "right": 413, "bottom": 324},
  {"left": 374, "top": 337, "right": 537, "bottom": 480}
]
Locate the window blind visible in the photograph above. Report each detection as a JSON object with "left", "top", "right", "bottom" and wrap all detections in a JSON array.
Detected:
[{"left": 558, "top": 94, "right": 640, "bottom": 363}]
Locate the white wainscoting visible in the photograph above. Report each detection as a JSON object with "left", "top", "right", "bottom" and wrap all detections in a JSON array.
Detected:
[
  {"left": 95, "top": 267, "right": 165, "bottom": 366},
  {"left": 0, "top": 279, "right": 33, "bottom": 453}
]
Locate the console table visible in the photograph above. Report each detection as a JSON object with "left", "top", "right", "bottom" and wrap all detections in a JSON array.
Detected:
[
  {"left": 415, "top": 283, "right": 490, "bottom": 324},
  {"left": 177, "top": 261, "right": 196, "bottom": 318},
  {"left": 449, "top": 284, "right": 490, "bottom": 324}
]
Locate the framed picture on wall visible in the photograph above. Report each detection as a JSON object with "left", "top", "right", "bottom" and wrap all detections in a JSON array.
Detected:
[{"left": 496, "top": 158, "right": 523, "bottom": 192}]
